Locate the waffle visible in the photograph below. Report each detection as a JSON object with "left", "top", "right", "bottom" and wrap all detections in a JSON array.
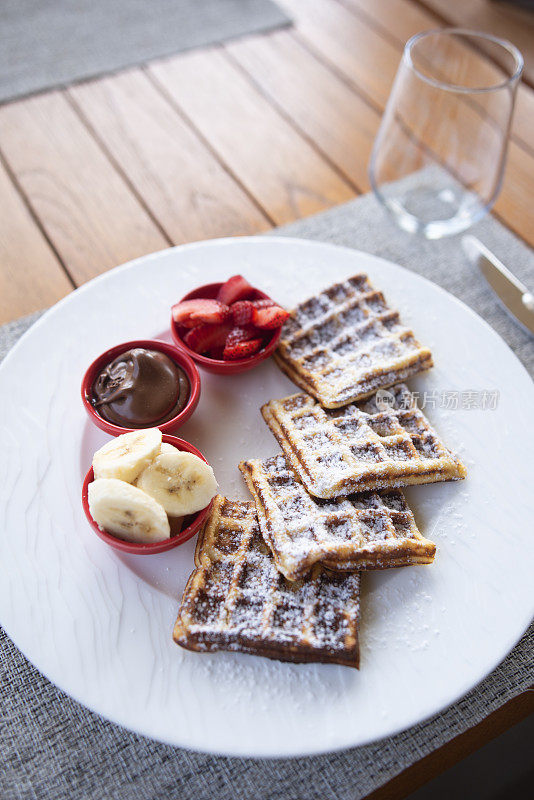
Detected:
[
  {"left": 173, "top": 495, "right": 361, "bottom": 667},
  {"left": 261, "top": 384, "right": 466, "bottom": 500},
  {"left": 275, "top": 274, "right": 433, "bottom": 408},
  {"left": 240, "top": 454, "right": 435, "bottom": 581}
]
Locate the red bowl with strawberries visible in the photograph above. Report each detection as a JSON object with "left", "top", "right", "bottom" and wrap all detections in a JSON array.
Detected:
[{"left": 170, "top": 275, "right": 289, "bottom": 375}]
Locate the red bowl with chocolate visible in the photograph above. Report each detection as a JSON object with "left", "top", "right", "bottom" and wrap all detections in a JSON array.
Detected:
[
  {"left": 170, "top": 279, "right": 285, "bottom": 375},
  {"left": 82, "top": 435, "right": 213, "bottom": 555},
  {"left": 82, "top": 339, "right": 200, "bottom": 435}
]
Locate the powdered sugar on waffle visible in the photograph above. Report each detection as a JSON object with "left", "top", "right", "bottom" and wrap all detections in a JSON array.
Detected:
[
  {"left": 261, "top": 385, "right": 466, "bottom": 499},
  {"left": 240, "top": 455, "right": 435, "bottom": 581},
  {"left": 174, "top": 496, "right": 361, "bottom": 667},
  {"left": 275, "top": 275, "right": 433, "bottom": 407}
]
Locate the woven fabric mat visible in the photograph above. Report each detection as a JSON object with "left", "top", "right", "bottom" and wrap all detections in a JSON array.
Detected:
[
  {"left": 1, "top": 193, "right": 533, "bottom": 799},
  {"left": 0, "top": 0, "right": 289, "bottom": 103}
]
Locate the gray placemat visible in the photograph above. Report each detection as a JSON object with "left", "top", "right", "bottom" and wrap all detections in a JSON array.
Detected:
[
  {"left": 1, "top": 194, "right": 533, "bottom": 800},
  {"left": 0, "top": 0, "right": 290, "bottom": 103}
]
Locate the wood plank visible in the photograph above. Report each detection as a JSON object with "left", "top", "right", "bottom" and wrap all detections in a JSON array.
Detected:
[
  {"left": 226, "top": 30, "right": 380, "bottom": 192},
  {"left": 0, "top": 160, "right": 73, "bottom": 324},
  {"left": 277, "top": 0, "right": 401, "bottom": 109},
  {"left": 149, "top": 48, "right": 355, "bottom": 225},
  {"left": 418, "top": 0, "right": 534, "bottom": 86},
  {"left": 0, "top": 92, "right": 168, "bottom": 287},
  {"left": 340, "top": 0, "right": 437, "bottom": 44},
  {"left": 69, "top": 70, "right": 270, "bottom": 244},
  {"left": 364, "top": 691, "right": 534, "bottom": 800},
  {"left": 278, "top": 0, "right": 534, "bottom": 245},
  {"left": 339, "top": 0, "right": 534, "bottom": 153},
  {"left": 493, "top": 138, "right": 534, "bottom": 231}
]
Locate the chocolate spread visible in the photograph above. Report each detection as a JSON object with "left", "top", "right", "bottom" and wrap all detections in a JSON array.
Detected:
[{"left": 91, "top": 348, "right": 190, "bottom": 428}]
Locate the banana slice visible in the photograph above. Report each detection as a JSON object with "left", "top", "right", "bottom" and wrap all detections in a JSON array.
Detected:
[
  {"left": 137, "top": 450, "right": 218, "bottom": 516},
  {"left": 159, "top": 442, "right": 180, "bottom": 456},
  {"left": 88, "top": 478, "right": 170, "bottom": 543},
  {"left": 93, "top": 428, "right": 162, "bottom": 483}
]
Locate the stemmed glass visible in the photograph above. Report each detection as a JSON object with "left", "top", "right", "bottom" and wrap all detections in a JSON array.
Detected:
[{"left": 369, "top": 29, "right": 523, "bottom": 238}]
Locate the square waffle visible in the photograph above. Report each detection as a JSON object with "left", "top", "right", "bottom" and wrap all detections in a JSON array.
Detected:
[
  {"left": 261, "top": 384, "right": 466, "bottom": 499},
  {"left": 173, "top": 495, "right": 361, "bottom": 667},
  {"left": 240, "top": 455, "right": 435, "bottom": 581},
  {"left": 275, "top": 274, "right": 433, "bottom": 408}
]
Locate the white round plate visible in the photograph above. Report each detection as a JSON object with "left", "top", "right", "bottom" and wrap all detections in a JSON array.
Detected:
[{"left": 0, "top": 237, "right": 532, "bottom": 758}]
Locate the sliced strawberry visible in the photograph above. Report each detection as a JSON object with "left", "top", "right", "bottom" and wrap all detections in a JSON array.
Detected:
[
  {"left": 183, "top": 323, "right": 232, "bottom": 355},
  {"left": 217, "top": 275, "right": 254, "bottom": 305},
  {"left": 252, "top": 305, "right": 290, "bottom": 329},
  {"left": 226, "top": 325, "right": 258, "bottom": 345},
  {"left": 223, "top": 337, "right": 264, "bottom": 361},
  {"left": 172, "top": 299, "right": 230, "bottom": 327},
  {"left": 172, "top": 299, "right": 201, "bottom": 327},
  {"left": 251, "top": 298, "right": 275, "bottom": 309},
  {"left": 231, "top": 300, "right": 255, "bottom": 325}
]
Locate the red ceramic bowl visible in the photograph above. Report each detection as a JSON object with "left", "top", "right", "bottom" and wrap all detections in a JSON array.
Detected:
[
  {"left": 170, "top": 282, "right": 283, "bottom": 374},
  {"left": 81, "top": 339, "right": 201, "bottom": 435},
  {"left": 82, "top": 434, "right": 213, "bottom": 555}
]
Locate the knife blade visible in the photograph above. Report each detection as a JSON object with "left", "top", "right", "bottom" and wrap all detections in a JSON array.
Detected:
[{"left": 462, "top": 235, "right": 534, "bottom": 336}]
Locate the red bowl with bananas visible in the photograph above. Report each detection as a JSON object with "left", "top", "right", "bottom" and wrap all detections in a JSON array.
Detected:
[{"left": 82, "top": 432, "right": 215, "bottom": 555}]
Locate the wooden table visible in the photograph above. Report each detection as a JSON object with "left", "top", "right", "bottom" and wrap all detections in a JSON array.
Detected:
[{"left": 0, "top": 0, "right": 532, "bottom": 794}]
